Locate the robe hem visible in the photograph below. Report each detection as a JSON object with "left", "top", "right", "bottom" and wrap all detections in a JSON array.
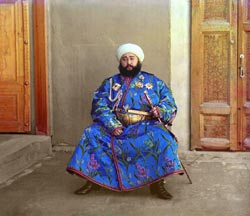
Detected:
[
  {"left": 66, "top": 167, "right": 121, "bottom": 192},
  {"left": 66, "top": 167, "right": 184, "bottom": 192}
]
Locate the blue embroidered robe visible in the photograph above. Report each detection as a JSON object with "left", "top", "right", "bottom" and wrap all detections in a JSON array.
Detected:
[{"left": 67, "top": 71, "right": 183, "bottom": 191}]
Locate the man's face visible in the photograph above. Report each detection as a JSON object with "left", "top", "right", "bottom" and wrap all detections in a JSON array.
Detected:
[{"left": 120, "top": 53, "right": 139, "bottom": 70}]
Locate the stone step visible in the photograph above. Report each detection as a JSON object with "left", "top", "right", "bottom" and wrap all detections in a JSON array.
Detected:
[{"left": 0, "top": 135, "right": 52, "bottom": 185}]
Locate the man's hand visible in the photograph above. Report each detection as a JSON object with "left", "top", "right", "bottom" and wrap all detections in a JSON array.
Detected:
[
  {"left": 112, "top": 127, "right": 123, "bottom": 136},
  {"left": 150, "top": 106, "right": 161, "bottom": 118}
]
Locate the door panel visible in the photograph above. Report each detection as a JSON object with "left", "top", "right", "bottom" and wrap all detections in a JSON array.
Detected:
[
  {"left": 191, "top": 0, "right": 238, "bottom": 150},
  {"left": 0, "top": 0, "right": 30, "bottom": 132}
]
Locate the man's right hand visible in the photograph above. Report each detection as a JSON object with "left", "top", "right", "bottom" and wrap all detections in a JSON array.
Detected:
[{"left": 112, "top": 127, "right": 123, "bottom": 136}]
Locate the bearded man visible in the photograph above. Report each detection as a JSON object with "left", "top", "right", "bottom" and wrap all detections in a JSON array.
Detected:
[{"left": 66, "top": 43, "right": 183, "bottom": 200}]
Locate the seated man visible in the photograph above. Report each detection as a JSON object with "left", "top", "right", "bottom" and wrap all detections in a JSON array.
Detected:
[{"left": 66, "top": 43, "right": 183, "bottom": 200}]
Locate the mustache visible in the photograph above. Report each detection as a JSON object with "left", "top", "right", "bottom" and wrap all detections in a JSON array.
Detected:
[{"left": 126, "top": 64, "right": 134, "bottom": 68}]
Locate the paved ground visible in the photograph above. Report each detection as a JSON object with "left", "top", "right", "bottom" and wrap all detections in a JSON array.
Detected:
[{"left": 0, "top": 151, "right": 250, "bottom": 216}]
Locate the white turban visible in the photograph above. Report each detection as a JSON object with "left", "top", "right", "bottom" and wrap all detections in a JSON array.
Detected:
[{"left": 116, "top": 43, "right": 144, "bottom": 63}]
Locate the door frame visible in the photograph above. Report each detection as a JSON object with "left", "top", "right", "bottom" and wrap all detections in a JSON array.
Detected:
[
  {"left": 237, "top": 0, "right": 250, "bottom": 150},
  {"left": 33, "top": 0, "right": 49, "bottom": 135},
  {"left": 237, "top": 0, "right": 244, "bottom": 150}
]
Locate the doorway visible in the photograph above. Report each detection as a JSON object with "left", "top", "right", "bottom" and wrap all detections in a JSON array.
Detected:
[
  {"left": 191, "top": 0, "right": 250, "bottom": 151},
  {"left": 0, "top": 0, "right": 49, "bottom": 135}
]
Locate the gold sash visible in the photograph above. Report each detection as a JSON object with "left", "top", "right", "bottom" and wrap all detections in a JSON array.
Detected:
[{"left": 115, "top": 109, "right": 153, "bottom": 126}]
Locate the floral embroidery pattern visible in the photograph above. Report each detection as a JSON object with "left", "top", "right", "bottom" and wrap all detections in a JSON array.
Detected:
[
  {"left": 87, "top": 154, "right": 100, "bottom": 170},
  {"left": 86, "top": 154, "right": 101, "bottom": 178},
  {"left": 164, "top": 157, "right": 175, "bottom": 172},
  {"left": 136, "top": 163, "right": 148, "bottom": 178},
  {"left": 145, "top": 83, "right": 153, "bottom": 89},
  {"left": 136, "top": 163, "right": 149, "bottom": 184},
  {"left": 135, "top": 81, "right": 143, "bottom": 88}
]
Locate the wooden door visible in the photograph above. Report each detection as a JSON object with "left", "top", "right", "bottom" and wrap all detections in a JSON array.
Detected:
[
  {"left": 238, "top": 0, "right": 250, "bottom": 150},
  {"left": 0, "top": 0, "right": 30, "bottom": 132},
  {"left": 191, "top": 0, "right": 238, "bottom": 150}
]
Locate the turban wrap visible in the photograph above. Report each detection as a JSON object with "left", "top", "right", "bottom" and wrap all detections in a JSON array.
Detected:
[{"left": 116, "top": 43, "right": 144, "bottom": 63}]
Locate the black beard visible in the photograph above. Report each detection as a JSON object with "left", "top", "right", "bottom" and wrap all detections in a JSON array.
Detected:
[{"left": 118, "top": 63, "right": 142, "bottom": 77}]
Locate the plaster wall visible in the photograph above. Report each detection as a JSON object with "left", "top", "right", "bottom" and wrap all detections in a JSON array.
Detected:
[
  {"left": 48, "top": 0, "right": 190, "bottom": 150},
  {"left": 48, "top": 0, "right": 172, "bottom": 146},
  {"left": 170, "top": 1, "right": 191, "bottom": 151}
]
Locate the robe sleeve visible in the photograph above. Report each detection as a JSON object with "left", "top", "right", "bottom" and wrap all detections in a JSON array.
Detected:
[
  {"left": 91, "top": 78, "right": 123, "bottom": 133},
  {"left": 156, "top": 79, "right": 178, "bottom": 124}
]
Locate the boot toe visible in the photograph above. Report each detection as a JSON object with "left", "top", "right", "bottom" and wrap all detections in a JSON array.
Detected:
[
  {"left": 157, "top": 189, "right": 173, "bottom": 200},
  {"left": 151, "top": 180, "right": 173, "bottom": 200},
  {"left": 74, "top": 181, "right": 94, "bottom": 195}
]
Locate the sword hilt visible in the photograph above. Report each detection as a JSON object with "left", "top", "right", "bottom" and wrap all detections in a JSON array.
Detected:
[{"left": 144, "top": 90, "right": 162, "bottom": 123}]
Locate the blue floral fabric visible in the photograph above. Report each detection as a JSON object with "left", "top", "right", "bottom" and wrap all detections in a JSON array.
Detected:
[{"left": 67, "top": 71, "right": 183, "bottom": 191}]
